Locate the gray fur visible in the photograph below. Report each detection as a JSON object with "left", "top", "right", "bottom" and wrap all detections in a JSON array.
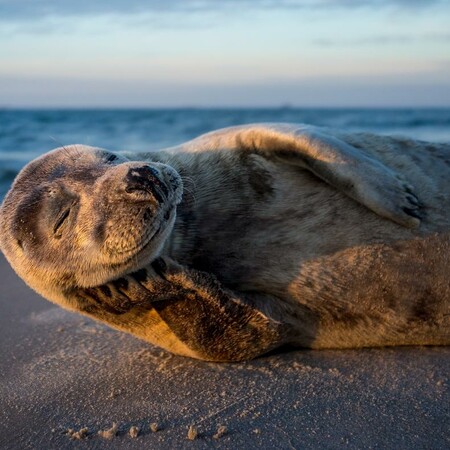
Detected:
[{"left": 0, "top": 124, "right": 449, "bottom": 361}]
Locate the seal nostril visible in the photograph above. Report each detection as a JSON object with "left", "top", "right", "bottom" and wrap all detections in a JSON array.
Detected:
[
  {"left": 128, "top": 166, "right": 159, "bottom": 180},
  {"left": 147, "top": 167, "right": 159, "bottom": 177},
  {"left": 126, "top": 166, "right": 168, "bottom": 204}
]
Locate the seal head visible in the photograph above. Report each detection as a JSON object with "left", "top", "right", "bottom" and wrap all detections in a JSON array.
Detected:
[{"left": 0, "top": 145, "right": 183, "bottom": 303}]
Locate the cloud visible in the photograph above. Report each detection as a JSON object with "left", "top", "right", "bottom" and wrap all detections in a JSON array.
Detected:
[
  {"left": 313, "top": 32, "right": 450, "bottom": 47},
  {"left": 0, "top": 0, "right": 444, "bottom": 22}
]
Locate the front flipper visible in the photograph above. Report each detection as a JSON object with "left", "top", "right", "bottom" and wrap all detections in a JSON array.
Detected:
[
  {"left": 168, "top": 123, "right": 423, "bottom": 228},
  {"left": 66, "top": 258, "right": 288, "bottom": 362}
]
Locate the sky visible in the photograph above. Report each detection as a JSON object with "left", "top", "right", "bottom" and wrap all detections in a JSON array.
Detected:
[{"left": 0, "top": 0, "right": 449, "bottom": 107}]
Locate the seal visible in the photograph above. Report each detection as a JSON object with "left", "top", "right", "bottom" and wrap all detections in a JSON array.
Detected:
[{"left": 1, "top": 124, "right": 449, "bottom": 361}]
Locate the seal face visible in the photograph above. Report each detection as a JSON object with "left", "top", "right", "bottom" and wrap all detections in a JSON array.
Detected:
[{"left": 0, "top": 145, "right": 183, "bottom": 292}]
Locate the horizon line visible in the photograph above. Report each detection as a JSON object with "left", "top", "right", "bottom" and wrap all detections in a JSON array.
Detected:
[{"left": 2, "top": 105, "right": 450, "bottom": 111}]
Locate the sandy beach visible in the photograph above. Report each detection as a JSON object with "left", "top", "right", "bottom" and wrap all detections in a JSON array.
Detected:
[{"left": 0, "top": 253, "right": 448, "bottom": 449}]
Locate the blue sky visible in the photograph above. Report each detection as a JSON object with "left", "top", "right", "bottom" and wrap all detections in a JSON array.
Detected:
[{"left": 0, "top": 0, "right": 449, "bottom": 107}]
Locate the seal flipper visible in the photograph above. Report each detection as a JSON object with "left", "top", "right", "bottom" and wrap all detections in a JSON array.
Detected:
[
  {"left": 68, "top": 258, "right": 288, "bottom": 362},
  {"left": 163, "top": 123, "right": 424, "bottom": 228},
  {"left": 149, "top": 261, "right": 287, "bottom": 361}
]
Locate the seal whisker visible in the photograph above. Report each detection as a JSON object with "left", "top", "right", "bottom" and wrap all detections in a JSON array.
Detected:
[
  {"left": 48, "top": 135, "right": 67, "bottom": 150},
  {"left": 180, "top": 176, "right": 197, "bottom": 203},
  {"left": 181, "top": 175, "right": 197, "bottom": 188}
]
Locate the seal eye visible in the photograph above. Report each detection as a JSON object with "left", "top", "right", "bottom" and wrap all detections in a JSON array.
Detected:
[{"left": 53, "top": 208, "right": 71, "bottom": 238}]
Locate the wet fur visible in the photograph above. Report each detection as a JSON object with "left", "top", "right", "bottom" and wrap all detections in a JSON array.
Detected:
[{"left": 1, "top": 125, "right": 449, "bottom": 361}]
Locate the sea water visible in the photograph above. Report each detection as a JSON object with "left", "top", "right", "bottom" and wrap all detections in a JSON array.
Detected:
[{"left": 1, "top": 108, "right": 449, "bottom": 199}]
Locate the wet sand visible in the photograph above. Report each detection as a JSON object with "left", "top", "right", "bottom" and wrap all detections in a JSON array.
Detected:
[{"left": 0, "top": 254, "right": 448, "bottom": 449}]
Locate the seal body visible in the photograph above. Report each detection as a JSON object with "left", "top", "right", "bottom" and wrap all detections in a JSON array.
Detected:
[
  {"left": 154, "top": 132, "right": 450, "bottom": 349},
  {"left": 1, "top": 124, "right": 449, "bottom": 360}
]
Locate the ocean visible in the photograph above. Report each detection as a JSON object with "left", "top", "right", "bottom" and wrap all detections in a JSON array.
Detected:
[{"left": 1, "top": 108, "right": 450, "bottom": 199}]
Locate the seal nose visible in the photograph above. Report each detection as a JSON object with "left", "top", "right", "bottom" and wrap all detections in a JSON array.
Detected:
[{"left": 125, "top": 166, "right": 168, "bottom": 203}]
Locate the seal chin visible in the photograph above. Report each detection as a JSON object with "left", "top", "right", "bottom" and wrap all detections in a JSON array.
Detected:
[{"left": 109, "top": 204, "right": 177, "bottom": 271}]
